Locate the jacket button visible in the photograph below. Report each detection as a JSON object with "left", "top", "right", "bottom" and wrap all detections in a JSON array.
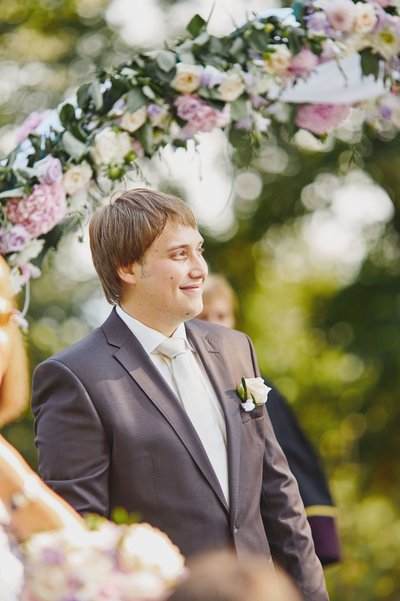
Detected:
[{"left": 233, "top": 526, "right": 238, "bottom": 534}]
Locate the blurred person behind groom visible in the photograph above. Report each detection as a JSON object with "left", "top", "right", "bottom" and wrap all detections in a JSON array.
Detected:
[
  {"left": 169, "top": 550, "right": 302, "bottom": 601},
  {"left": 32, "top": 188, "right": 328, "bottom": 601},
  {"left": 198, "top": 274, "right": 341, "bottom": 566}
]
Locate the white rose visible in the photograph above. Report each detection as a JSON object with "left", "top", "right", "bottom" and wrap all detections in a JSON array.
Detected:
[
  {"left": 120, "top": 523, "right": 184, "bottom": 582},
  {"left": 119, "top": 572, "right": 166, "bottom": 601},
  {"left": 353, "top": 2, "right": 377, "bottom": 33},
  {"left": 264, "top": 45, "right": 292, "bottom": 76},
  {"left": 120, "top": 106, "right": 147, "bottom": 133},
  {"left": 91, "top": 128, "right": 132, "bottom": 166},
  {"left": 243, "top": 377, "right": 271, "bottom": 405},
  {"left": 171, "top": 63, "right": 203, "bottom": 93},
  {"left": 13, "top": 238, "right": 45, "bottom": 265},
  {"left": 63, "top": 161, "right": 93, "bottom": 195},
  {"left": 217, "top": 73, "right": 245, "bottom": 101},
  {"left": 27, "top": 566, "right": 69, "bottom": 601}
]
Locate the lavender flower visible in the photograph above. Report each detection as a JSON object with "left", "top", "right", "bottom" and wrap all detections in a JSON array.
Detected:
[
  {"left": 201, "top": 65, "right": 224, "bottom": 88},
  {"left": 0, "top": 225, "right": 31, "bottom": 254}
]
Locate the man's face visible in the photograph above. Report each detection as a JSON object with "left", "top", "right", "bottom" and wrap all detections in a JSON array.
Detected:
[{"left": 123, "top": 221, "right": 208, "bottom": 335}]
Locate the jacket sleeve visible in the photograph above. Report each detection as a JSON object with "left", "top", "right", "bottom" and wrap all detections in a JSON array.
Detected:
[
  {"left": 31, "top": 359, "right": 110, "bottom": 517},
  {"left": 246, "top": 336, "right": 329, "bottom": 601}
]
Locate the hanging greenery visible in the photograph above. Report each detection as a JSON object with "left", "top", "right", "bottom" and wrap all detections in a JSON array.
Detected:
[{"left": 1, "top": 0, "right": 400, "bottom": 294}]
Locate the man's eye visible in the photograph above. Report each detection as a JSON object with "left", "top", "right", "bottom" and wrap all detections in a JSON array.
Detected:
[{"left": 173, "top": 250, "right": 186, "bottom": 258}]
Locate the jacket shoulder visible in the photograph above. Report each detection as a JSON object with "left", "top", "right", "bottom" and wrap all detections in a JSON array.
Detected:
[{"left": 188, "top": 318, "right": 251, "bottom": 343}]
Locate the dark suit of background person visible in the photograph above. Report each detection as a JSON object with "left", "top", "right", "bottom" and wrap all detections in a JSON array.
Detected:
[
  {"left": 266, "top": 383, "right": 340, "bottom": 565},
  {"left": 31, "top": 188, "right": 329, "bottom": 601},
  {"left": 199, "top": 273, "right": 341, "bottom": 566}
]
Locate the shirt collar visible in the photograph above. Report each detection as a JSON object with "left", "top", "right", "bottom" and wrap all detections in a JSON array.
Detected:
[{"left": 116, "top": 305, "right": 193, "bottom": 355}]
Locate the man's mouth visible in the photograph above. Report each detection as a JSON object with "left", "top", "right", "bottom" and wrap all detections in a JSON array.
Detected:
[{"left": 180, "top": 284, "right": 203, "bottom": 292}]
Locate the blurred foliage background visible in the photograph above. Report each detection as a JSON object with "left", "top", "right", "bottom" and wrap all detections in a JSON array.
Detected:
[{"left": 1, "top": 0, "right": 400, "bottom": 599}]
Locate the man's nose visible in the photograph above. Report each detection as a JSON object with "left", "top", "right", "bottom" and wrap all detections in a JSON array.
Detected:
[{"left": 190, "top": 254, "right": 207, "bottom": 277}]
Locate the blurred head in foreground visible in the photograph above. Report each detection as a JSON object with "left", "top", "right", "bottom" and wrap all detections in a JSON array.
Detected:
[
  {"left": 0, "top": 256, "right": 29, "bottom": 427},
  {"left": 0, "top": 257, "right": 83, "bottom": 539},
  {"left": 168, "top": 550, "right": 303, "bottom": 601},
  {"left": 198, "top": 274, "right": 237, "bottom": 329}
]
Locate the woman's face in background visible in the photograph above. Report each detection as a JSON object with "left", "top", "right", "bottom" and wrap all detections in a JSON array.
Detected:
[{"left": 198, "top": 296, "right": 235, "bottom": 329}]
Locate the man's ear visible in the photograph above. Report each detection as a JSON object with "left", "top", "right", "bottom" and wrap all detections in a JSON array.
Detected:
[{"left": 117, "top": 263, "right": 137, "bottom": 285}]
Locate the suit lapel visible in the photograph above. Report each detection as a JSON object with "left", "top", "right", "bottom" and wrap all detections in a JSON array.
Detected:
[
  {"left": 186, "top": 320, "right": 242, "bottom": 527},
  {"left": 102, "top": 310, "right": 228, "bottom": 511}
]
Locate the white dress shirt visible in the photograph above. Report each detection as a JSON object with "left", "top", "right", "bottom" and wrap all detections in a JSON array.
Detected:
[{"left": 115, "top": 306, "right": 229, "bottom": 501}]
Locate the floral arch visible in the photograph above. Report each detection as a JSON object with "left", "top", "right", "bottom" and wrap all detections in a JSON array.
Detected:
[{"left": 1, "top": 0, "right": 400, "bottom": 316}]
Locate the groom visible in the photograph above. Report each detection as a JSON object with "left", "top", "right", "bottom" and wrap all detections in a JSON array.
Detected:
[{"left": 32, "top": 188, "right": 328, "bottom": 601}]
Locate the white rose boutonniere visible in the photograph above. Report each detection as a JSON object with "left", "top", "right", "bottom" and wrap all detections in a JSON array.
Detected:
[{"left": 236, "top": 377, "right": 271, "bottom": 412}]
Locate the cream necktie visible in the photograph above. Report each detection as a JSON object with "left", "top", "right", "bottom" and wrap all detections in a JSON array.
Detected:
[{"left": 157, "top": 337, "right": 229, "bottom": 504}]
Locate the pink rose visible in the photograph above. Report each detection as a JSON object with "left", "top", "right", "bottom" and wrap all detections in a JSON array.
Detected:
[
  {"left": 295, "top": 103, "right": 350, "bottom": 135},
  {"left": 16, "top": 110, "right": 52, "bottom": 145},
  {"left": 34, "top": 155, "right": 63, "bottom": 184},
  {"left": 371, "top": 0, "right": 391, "bottom": 6},
  {"left": 175, "top": 95, "right": 227, "bottom": 138},
  {"left": 324, "top": 0, "right": 356, "bottom": 32},
  {"left": 289, "top": 49, "right": 319, "bottom": 76},
  {"left": 0, "top": 225, "right": 31, "bottom": 254},
  {"left": 175, "top": 95, "right": 203, "bottom": 122},
  {"left": 6, "top": 182, "right": 67, "bottom": 238}
]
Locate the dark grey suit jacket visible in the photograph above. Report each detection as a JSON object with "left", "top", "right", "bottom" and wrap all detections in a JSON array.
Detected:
[{"left": 32, "top": 310, "right": 328, "bottom": 601}]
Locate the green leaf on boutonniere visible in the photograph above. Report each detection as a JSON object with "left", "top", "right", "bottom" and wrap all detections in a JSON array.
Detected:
[{"left": 241, "top": 377, "right": 248, "bottom": 399}]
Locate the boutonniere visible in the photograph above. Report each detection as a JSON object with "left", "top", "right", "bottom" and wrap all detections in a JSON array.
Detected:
[{"left": 236, "top": 377, "right": 271, "bottom": 412}]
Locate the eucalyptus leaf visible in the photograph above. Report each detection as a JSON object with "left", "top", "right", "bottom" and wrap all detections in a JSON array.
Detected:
[
  {"left": 177, "top": 51, "right": 195, "bottom": 65},
  {"left": 135, "top": 122, "right": 154, "bottom": 155},
  {"left": 0, "top": 187, "right": 25, "bottom": 199},
  {"left": 247, "top": 29, "right": 270, "bottom": 53},
  {"left": 230, "top": 98, "right": 248, "bottom": 121},
  {"left": 193, "top": 32, "right": 210, "bottom": 47},
  {"left": 90, "top": 81, "right": 103, "bottom": 110},
  {"left": 62, "top": 131, "right": 87, "bottom": 160},
  {"left": 59, "top": 103, "right": 76, "bottom": 128},
  {"left": 230, "top": 37, "right": 245, "bottom": 58},
  {"left": 288, "top": 29, "right": 302, "bottom": 55},
  {"left": 155, "top": 50, "right": 176, "bottom": 73},
  {"left": 187, "top": 14, "right": 207, "bottom": 38},
  {"left": 120, "top": 67, "right": 139, "bottom": 79},
  {"left": 77, "top": 83, "right": 91, "bottom": 110},
  {"left": 127, "top": 88, "right": 147, "bottom": 113},
  {"left": 142, "top": 85, "right": 156, "bottom": 100},
  {"left": 15, "top": 167, "right": 37, "bottom": 179},
  {"left": 360, "top": 49, "right": 381, "bottom": 80}
]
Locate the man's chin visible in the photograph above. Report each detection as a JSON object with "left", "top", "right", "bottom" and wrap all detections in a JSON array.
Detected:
[{"left": 182, "top": 300, "right": 203, "bottom": 321}]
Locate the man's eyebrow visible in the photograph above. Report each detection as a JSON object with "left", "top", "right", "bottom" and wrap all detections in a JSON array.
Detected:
[{"left": 167, "top": 240, "right": 204, "bottom": 252}]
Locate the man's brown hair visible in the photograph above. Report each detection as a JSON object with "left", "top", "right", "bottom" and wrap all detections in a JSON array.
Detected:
[{"left": 89, "top": 188, "right": 197, "bottom": 305}]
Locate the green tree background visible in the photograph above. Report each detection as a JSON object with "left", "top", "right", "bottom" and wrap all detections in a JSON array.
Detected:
[{"left": 1, "top": 1, "right": 400, "bottom": 599}]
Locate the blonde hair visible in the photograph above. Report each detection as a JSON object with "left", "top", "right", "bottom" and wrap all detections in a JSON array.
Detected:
[
  {"left": 89, "top": 188, "right": 197, "bottom": 305},
  {"left": 0, "top": 257, "right": 29, "bottom": 427},
  {"left": 202, "top": 274, "right": 238, "bottom": 315},
  {"left": 168, "top": 550, "right": 302, "bottom": 601}
]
